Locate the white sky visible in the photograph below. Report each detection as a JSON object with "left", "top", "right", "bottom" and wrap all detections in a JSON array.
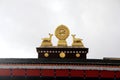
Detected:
[{"left": 0, "top": 0, "right": 120, "bottom": 59}]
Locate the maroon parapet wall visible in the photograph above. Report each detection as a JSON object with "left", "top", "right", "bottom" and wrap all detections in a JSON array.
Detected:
[
  {"left": 0, "top": 58, "right": 120, "bottom": 80},
  {"left": 0, "top": 69, "right": 119, "bottom": 79},
  {"left": 0, "top": 64, "right": 120, "bottom": 79}
]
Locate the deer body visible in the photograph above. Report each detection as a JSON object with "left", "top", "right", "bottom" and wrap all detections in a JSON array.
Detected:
[
  {"left": 71, "top": 34, "right": 84, "bottom": 47},
  {"left": 41, "top": 33, "right": 53, "bottom": 46},
  {"left": 72, "top": 35, "right": 82, "bottom": 42},
  {"left": 42, "top": 33, "right": 53, "bottom": 42}
]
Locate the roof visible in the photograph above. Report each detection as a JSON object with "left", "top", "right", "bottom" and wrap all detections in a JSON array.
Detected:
[
  {"left": 0, "top": 58, "right": 119, "bottom": 71},
  {"left": 0, "top": 58, "right": 120, "bottom": 66}
]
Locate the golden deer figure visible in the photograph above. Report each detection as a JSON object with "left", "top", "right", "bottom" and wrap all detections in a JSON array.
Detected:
[
  {"left": 71, "top": 34, "right": 84, "bottom": 47},
  {"left": 41, "top": 33, "right": 53, "bottom": 46}
]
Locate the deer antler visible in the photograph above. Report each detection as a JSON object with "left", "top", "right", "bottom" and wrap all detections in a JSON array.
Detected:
[{"left": 71, "top": 34, "right": 76, "bottom": 36}]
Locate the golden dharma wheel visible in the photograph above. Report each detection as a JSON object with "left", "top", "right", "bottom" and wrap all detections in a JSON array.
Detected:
[{"left": 55, "top": 25, "right": 70, "bottom": 40}]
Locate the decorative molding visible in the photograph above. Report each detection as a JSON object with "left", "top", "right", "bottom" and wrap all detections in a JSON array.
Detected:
[{"left": 0, "top": 64, "right": 120, "bottom": 71}]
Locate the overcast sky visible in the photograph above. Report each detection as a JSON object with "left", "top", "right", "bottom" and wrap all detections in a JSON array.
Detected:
[{"left": 0, "top": 0, "right": 120, "bottom": 59}]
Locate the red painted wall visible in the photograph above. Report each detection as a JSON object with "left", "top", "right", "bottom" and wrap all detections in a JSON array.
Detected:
[
  {"left": 0, "top": 69, "right": 119, "bottom": 79},
  {"left": 41, "top": 69, "right": 54, "bottom": 76},
  {"left": 12, "top": 69, "right": 25, "bottom": 76},
  {"left": 86, "top": 70, "right": 99, "bottom": 78},
  {"left": 0, "top": 69, "right": 11, "bottom": 76}
]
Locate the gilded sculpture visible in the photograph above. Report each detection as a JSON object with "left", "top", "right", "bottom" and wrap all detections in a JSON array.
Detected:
[
  {"left": 40, "top": 25, "right": 85, "bottom": 47},
  {"left": 41, "top": 33, "right": 53, "bottom": 46},
  {"left": 71, "top": 34, "right": 84, "bottom": 47},
  {"left": 55, "top": 24, "right": 70, "bottom": 46}
]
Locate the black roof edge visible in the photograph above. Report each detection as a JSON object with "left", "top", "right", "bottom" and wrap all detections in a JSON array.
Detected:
[{"left": 0, "top": 58, "right": 119, "bottom": 66}]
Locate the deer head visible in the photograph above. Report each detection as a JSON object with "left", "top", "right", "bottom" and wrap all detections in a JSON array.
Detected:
[
  {"left": 71, "top": 34, "right": 76, "bottom": 37},
  {"left": 49, "top": 33, "right": 53, "bottom": 36}
]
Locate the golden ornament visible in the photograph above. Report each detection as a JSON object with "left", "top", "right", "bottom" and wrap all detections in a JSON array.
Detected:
[
  {"left": 44, "top": 53, "right": 49, "bottom": 57},
  {"left": 55, "top": 24, "right": 70, "bottom": 46},
  {"left": 76, "top": 53, "right": 80, "bottom": 58},
  {"left": 59, "top": 52, "right": 66, "bottom": 58}
]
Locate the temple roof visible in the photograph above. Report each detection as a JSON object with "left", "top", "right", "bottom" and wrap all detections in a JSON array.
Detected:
[{"left": 0, "top": 58, "right": 119, "bottom": 66}]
